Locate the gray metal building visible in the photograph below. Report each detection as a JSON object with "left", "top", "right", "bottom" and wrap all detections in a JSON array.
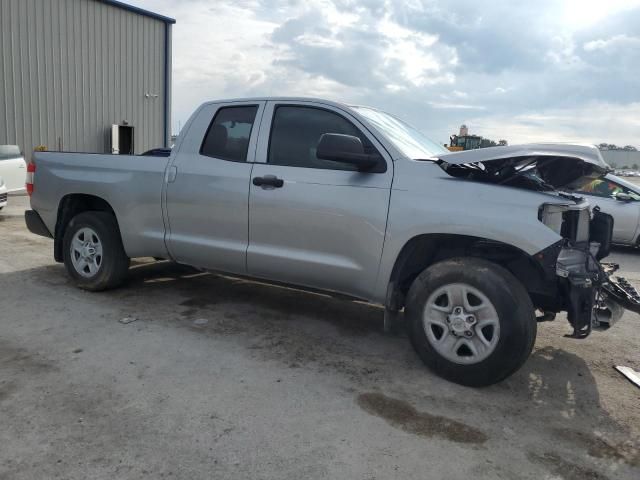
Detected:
[{"left": 0, "top": 0, "right": 174, "bottom": 161}]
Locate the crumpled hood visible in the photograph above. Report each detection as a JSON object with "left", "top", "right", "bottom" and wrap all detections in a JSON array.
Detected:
[{"left": 431, "top": 143, "right": 611, "bottom": 191}]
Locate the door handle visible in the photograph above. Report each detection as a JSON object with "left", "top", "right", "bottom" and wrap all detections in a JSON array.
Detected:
[
  {"left": 252, "top": 175, "right": 284, "bottom": 188},
  {"left": 166, "top": 165, "right": 177, "bottom": 183}
]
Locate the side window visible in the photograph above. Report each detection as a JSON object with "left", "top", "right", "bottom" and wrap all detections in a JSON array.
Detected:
[
  {"left": 201, "top": 106, "right": 258, "bottom": 162},
  {"left": 575, "top": 178, "right": 634, "bottom": 198},
  {"left": 268, "top": 106, "right": 383, "bottom": 172}
]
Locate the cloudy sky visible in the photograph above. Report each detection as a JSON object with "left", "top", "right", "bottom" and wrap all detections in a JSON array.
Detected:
[{"left": 132, "top": 0, "right": 640, "bottom": 147}]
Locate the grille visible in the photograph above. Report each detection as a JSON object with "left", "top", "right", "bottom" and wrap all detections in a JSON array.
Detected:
[{"left": 0, "top": 193, "right": 7, "bottom": 202}]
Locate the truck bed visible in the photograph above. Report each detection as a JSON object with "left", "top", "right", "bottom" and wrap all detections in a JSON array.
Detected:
[{"left": 30, "top": 151, "right": 171, "bottom": 259}]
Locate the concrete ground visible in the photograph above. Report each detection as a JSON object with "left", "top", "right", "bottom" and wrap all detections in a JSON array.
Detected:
[{"left": 1, "top": 194, "right": 639, "bottom": 480}]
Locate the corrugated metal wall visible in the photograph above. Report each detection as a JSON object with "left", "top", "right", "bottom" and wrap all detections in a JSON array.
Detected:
[{"left": 0, "top": 0, "right": 168, "bottom": 161}]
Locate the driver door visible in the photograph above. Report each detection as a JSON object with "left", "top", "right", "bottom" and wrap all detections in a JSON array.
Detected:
[{"left": 247, "top": 101, "right": 393, "bottom": 299}]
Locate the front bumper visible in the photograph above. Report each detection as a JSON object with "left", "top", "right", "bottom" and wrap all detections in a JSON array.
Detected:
[
  {"left": 25, "top": 210, "right": 53, "bottom": 238},
  {"left": 555, "top": 247, "right": 640, "bottom": 338},
  {"left": 537, "top": 202, "right": 640, "bottom": 337}
]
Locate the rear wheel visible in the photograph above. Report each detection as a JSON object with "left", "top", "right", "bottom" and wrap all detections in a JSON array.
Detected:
[
  {"left": 63, "top": 212, "right": 130, "bottom": 291},
  {"left": 405, "top": 257, "right": 536, "bottom": 387}
]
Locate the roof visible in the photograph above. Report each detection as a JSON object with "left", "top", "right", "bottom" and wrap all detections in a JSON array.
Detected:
[
  {"left": 202, "top": 97, "right": 347, "bottom": 107},
  {"left": 100, "top": 0, "right": 176, "bottom": 24}
]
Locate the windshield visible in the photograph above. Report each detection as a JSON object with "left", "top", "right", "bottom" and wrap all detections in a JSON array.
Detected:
[
  {"left": 351, "top": 106, "right": 448, "bottom": 159},
  {"left": 568, "top": 176, "right": 640, "bottom": 200},
  {"left": 0, "top": 145, "right": 21, "bottom": 160}
]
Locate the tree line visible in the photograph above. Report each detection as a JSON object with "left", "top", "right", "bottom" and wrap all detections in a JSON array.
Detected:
[{"left": 598, "top": 143, "right": 637, "bottom": 151}]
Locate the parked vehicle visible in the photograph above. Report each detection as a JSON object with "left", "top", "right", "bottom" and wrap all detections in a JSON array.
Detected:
[
  {"left": 24, "top": 98, "right": 640, "bottom": 386},
  {"left": 569, "top": 174, "right": 640, "bottom": 246},
  {"left": 0, "top": 176, "right": 7, "bottom": 210},
  {"left": 0, "top": 145, "right": 27, "bottom": 193}
]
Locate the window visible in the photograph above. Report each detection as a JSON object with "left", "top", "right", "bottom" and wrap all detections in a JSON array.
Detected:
[
  {"left": 201, "top": 106, "right": 258, "bottom": 162},
  {"left": 573, "top": 178, "right": 640, "bottom": 200},
  {"left": 351, "top": 106, "right": 448, "bottom": 159},
  {"left": 268, "top": 106, "right": 383, "bottom": 172},
  {"left": 0, "top": 145, "right": 21, "bottom": 161}
]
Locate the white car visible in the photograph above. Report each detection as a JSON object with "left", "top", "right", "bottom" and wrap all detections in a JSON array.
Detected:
[
  {"left": 572, "top": 173, "right": 640, "bottom": 246},
  {"left": 0, "top": 145, "right": 27, "bottom": 193},
  {"left": 0, "top": 176, "right": 7, "bottom": 210}
]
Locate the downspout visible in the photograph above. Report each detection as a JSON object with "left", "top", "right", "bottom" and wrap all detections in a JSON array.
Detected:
[{"left": 163, "top": 22, "right": 172, "bottom": 148}]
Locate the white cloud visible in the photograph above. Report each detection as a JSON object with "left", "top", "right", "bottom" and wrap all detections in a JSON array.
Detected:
[
  {"left": 385, "top": 84, "right": 407, "bottom": 92},
  {"left": 562, "top": 0, "right": 640, "bottom": 29},
  {"left": 294, "top": 34, "right": 343, "bottom": 48},
  {"left": 378, "top": 15, "right": 456, "bottom": 87},
  {"left": 583, "top": 34, "right": 640, "bottom": 52},
  {"left": 464, "top": 102, "right": 640, "bottom": 146},
  {"left": 428, "top": 102, "right": 486, "bottom": 110},
  {"left": 546, "top": 35, "right": 585, "bottom": 69},
  {"left": 126, "top": 0, "right": 640, "bottom": 147}
]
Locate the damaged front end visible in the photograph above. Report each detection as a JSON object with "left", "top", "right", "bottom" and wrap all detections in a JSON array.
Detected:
[
  {"left": 541, "top": 200, "right": 640, "bottom": 337},
  {"left": 433, "top": 143, "right": 640, "bottom": 338}
]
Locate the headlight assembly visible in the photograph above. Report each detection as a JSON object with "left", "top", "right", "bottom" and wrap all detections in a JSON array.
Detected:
[
  {"left": 539, "top": 200, "right": 591, "bottom": 242},
  {"left": 538, "top": 203, "right": 567, "bottom": 235}
]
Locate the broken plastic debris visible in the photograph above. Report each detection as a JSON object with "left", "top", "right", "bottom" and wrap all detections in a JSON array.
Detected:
[
  {"left": 615, "top": 366, "right": 640, "bottom": 389},
  {"left": 119, "top": 316, "right": 138, "bottom": 324}
]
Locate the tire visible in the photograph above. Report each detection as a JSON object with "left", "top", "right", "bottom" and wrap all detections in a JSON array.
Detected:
[
  {"left": 405, "top": 257, "right": 536, "bottom": 387},
  {"left": 62, "top": 211, "right": 130, "bottom": 291}
]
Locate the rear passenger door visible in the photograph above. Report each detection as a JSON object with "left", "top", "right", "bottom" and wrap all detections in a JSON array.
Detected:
[
  {"left": 247, "top": 101, "right": 393, "bottom": 299},
  {"left": 165, "top": 101, "right": 265, "bottom": 274}
]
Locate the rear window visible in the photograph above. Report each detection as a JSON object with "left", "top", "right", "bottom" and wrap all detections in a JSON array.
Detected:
[
  {"left": 200, "top": 106, "right": 258, "bottom": 162},
  {"left": 0, "top": 145, "right": 21, "bottom": 160}
]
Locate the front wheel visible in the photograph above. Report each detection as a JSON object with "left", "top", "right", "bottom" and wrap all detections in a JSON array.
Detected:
[
  {"left": 405, "top": 257, "right": 536, "bottom": 387},
  {"left": 62, "top": 211, "right": 130, "bottom": 291}
]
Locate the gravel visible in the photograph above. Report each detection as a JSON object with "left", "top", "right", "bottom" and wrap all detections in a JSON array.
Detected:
[{"left": 1, "top": 194, "right": 639, "bottom": 479}]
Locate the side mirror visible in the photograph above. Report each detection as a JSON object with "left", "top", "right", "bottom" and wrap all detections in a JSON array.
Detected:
[
  {"left": 614, "top": 192, "right": 635, "bottom": 202},
  {"left": 316, "top": 133, "right": 379, "bottom": 171}
]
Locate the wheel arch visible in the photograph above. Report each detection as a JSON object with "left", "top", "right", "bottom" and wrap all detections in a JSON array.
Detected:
[
  {"left": 54, "top": 194, "right": 120, "bottom": 262},
  {"left": 385, "top": 233, "right": 556, "bottom": 311}
]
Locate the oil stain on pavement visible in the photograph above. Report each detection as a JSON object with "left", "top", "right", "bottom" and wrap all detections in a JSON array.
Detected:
[
  {"left": 527, "top": 452, "right": 610, "bottom": 480},
  {"left": 357, "top": 392, "right": 488, "bottom": 444}
]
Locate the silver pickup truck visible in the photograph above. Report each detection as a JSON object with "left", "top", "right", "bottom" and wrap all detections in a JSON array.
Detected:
[{"left": 25, "top": 97, "right": 640, "bottom": 386}]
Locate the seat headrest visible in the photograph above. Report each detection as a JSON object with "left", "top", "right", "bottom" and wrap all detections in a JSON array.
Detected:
[{"left": 209, "top": 124, "right": 228, "bottom": 152}]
